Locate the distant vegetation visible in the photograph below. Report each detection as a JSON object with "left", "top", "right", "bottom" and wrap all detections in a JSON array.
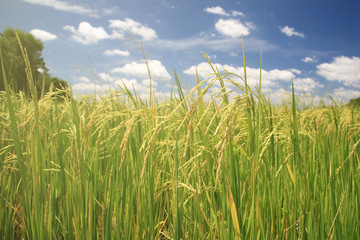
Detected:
[
  {"left": 348, "top": 96, "right": 360, "bottom": 107},
  {"left": 0, "top": 27, "right": 67, "bottom": 98}
]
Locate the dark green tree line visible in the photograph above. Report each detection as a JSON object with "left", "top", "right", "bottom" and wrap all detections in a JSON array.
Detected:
[
  {"left": 0, "top": 27, "right": 67, "bottom": 98},
  {"left": 348, "top": 96, "right": 360, "bottom": 108}
]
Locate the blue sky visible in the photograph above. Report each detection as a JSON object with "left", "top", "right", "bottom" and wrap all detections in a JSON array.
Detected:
[{"left": 1, "top": 0, "right": 360, "bottom": 103}]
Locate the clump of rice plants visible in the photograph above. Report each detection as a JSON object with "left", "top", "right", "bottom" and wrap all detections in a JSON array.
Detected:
[{"left": 0, "top": 40, "right": 359, "bottom": 239}]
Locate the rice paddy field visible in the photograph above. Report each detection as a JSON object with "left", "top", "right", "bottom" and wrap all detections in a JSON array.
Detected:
[{"left": 1, "top": 49, "right": 360, "bottom": 239}]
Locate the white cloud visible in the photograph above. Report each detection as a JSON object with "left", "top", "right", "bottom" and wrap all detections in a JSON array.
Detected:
[
  {"left": 135, "top": 91, "right": 176, "bottom": 102},
  {"left": 98, "top": 73, "right": 111, "bottom": 82},
  {"left": 71, "top": 80, "right": 172, "bottom": 100},
  {"left": 104, "top": 49, "right": 130, "bottom": 57},
  {"left": 204, "top": 6, "right": 245, "bottom": 17},
  {"left": 114, "top": 78, "right": 172, "bottom": 101},
  {"left": 297, "top": 94, "right": 330, "bottom": 106},
  {"left": 63, "top": 22, "right": 110, "bottom": 44},
  {"left": 109, "top": 30, "right": 124, "bottom": 40},
  {"left": 71, "top": 82, "right": 109, "bottom": 93},
  {"left": 215, "top": 18, "right": 251, "bottom": 38},
  {"left": 71, "top": 73, "right": 171, "bottom": 98},
  {"left": 114, "top": 78, "right": 150, "bottom": 94},
  {"left": 30, "top": 29, "right": 57, "bottom": 41},
  {"left": 332, "top": 87, "right": 360, "bottom": 101},
  {"left": 265, "top": 69, "right": 295, "bottom": 82},
  {"left": 290, "top": 69, "right": 301, "bottom": 75},
  {"left": 183, "top": 62, "right": 222, "bottom": 77},
  {"left": 293, "top": 77, "right": 323, "bottom": 92},
  {"left": 183, "top": 62, "right": 297, "bottom": 88},
  {"left": 268, "top": 88, "right": 292, "bottom": 104},
  {"left": 280, "top": 26, "right": 305, "bottom": 38},
  {"left": 317, "top": 56, "right": 360, "bottom": 88},
  {"left": 111, "top": 59, "right": 171, "bottom": 82},
  {"left": 23, "top": 0, "right": 98, "bottom": 17},
  {"left": 232, "top": 10, "right": 245, "bottom": 17},
  {"left": 141, "top": 79, "right": 158, "bottom": 87},
  {"left": 77, "top": 76, "right": 91, "bottom": 83},
  {"left": 268, "top": 89, "right": 329, "bottom": 105},
  {"left": 204, "top": 6, "right": 229, "bottom": 16},
  {"left": 109, "top": 18, "right": 157, "bottom": 41},
  {"left": 97, "top": 72, "right": 157, "bottom": 92},
  {"left": 302, "top": 56, "right": 316, "bottom": 63}
]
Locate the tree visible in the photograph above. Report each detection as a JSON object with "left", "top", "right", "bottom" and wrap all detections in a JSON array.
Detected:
[
  {"left": 348, "top": 96, "right": 360, "bottom": 108},
  {"left": 40, "top": 73, "right": 69, "bottom": 98},
  {"left": 0, "top": 27, "right": 67, "bottom": 97}
]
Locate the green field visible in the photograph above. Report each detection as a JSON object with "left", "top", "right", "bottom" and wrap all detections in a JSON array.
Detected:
[{"left": 1, "top": 47, "right": 360, "bottom": 239}]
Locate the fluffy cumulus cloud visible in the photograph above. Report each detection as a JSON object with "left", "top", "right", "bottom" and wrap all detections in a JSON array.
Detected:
[
  {"left": 269, "top": 89, "right": 329, "bottom": 105},
  {"left": 103, "top": 49, "right": 130, "bottom": 57},
  {"left": 293, "top": 78, "right": 323, "bottom": 92},
  {"left": 96, "top": 73, "right": 165, "bottom": 97},
  {"left": 63, "top": 22, "right": 111, "bottom": 44},
  {"left": 290, "top": 69, "right": 302, "bottom": 75},
  {"left": 332, "top": 87, "right": 360, "bottom": 101},
  {"left": 109, "top": 18, "right": 157, "bottom": 41},
  {"left": 111, "top": 59, "right": 171, "bottom": 82},
  {"left": 113, "top": 78, "right": 150, "bottom": 94},
  {"left": 232, "top": 10, "right": 245, "bottom": 17},
  {"left": 268, "top": 88, "right": 292, "bottom": 103},
  {"left": 183, "top": 62, "right": 298, "bottom": 88},
  {"left": 215, "top": 18, "right": 252, "bottom": 38},
  {"left": 141, "top": 79, "right": 158, "bottom": 87},
  {"left": 71, "top": 76, "right": 171, "bottom": 99},
  {"left": 183, "top": 62, "right": 222, "bottom": 80},
  {"left": 77, "top": 76, "right": 91, "bottom": 83},
  {"left": 71, "top": 82, "right": 109, "bottom": 93},
  {"left": 63, "top": 18, "right": 155, "bottom": 44},
  {"left": 280, "top": 26, "right": 305, "bottom": 38},
  {"left": 204, "top": 6, "right": 245, "bottom": 17},
  {"left": 317, "top": 56, "right": 360, "bottom": 88},
  {"left": 30, "top": 29, "right": 57, "bottom": 41},
  {"left": 72, "top": 75, "right": 114, "bottom": 93},
  {"left": 23, "top": 0, "right": 98, "bottom": 17},
  {"left": 72, "top": 74, "right": 153, "bottom": 95},
  {"left": 302, "top": 56, "right": 316, "bottom": 63},
  {"left": 204, "top": 6, "right": 229, "bottom": 16}
]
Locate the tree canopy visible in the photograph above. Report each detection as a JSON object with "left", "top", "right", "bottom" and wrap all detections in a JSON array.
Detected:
[
  {"left": 348, "top": 96, "right": 360, "bottom": 108},
  {"left": 0, "top": 27, "right": 67, "bottom": 98}
]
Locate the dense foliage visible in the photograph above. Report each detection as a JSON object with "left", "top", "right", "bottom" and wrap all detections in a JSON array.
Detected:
[
  {"left": 348, "top": 96, "right": 360, "bottom": 107},
  {"left": 0, "top": 27, "right": 67, "bottom": 98}
]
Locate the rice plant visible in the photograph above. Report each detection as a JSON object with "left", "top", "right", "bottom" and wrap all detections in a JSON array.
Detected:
[{"left": 0, "top": 39, "right": 359, "bottom": 239}]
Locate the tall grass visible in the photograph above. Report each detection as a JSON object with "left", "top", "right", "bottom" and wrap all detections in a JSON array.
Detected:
[{"left": 0, "top": 38, "right": 359, "bottom": 239}]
